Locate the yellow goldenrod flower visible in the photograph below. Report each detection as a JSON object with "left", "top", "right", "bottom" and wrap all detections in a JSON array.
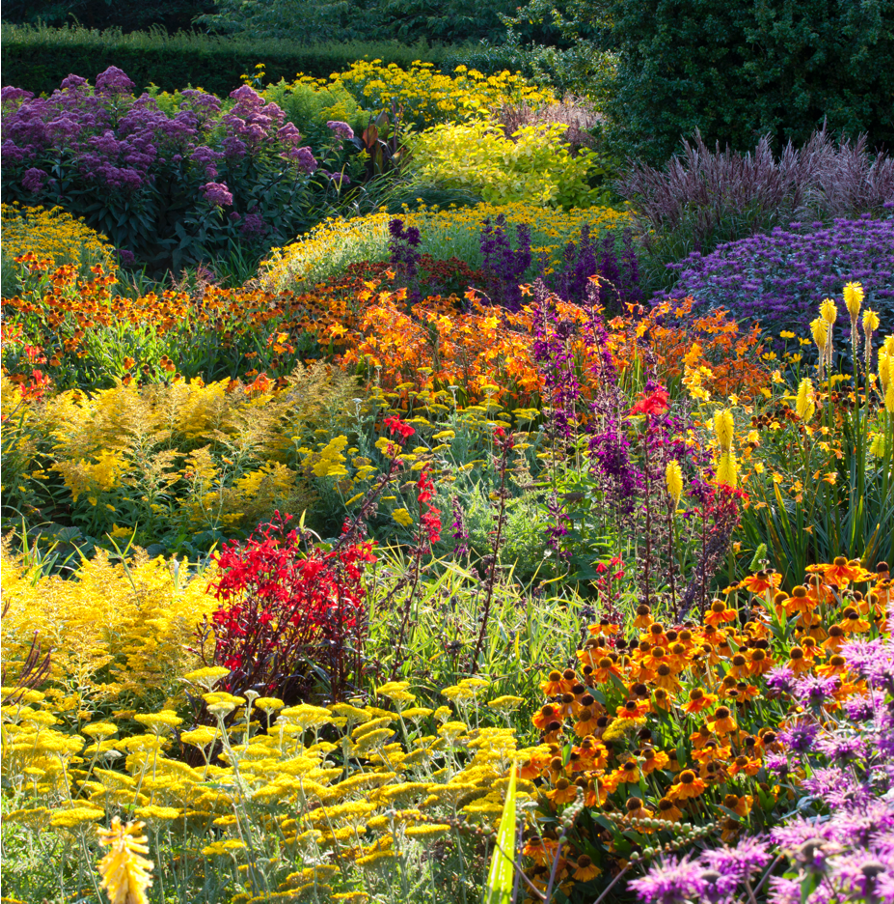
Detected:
[{"left": 97, "top": 817, "right": 154, "bottom": 904}]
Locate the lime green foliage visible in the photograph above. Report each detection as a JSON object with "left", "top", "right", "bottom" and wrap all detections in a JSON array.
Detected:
[
  {"left": 1, "top": 204, "right": 117, "bottom": 297},
  {"left": 485, "top": 766, "right": 517, "bottom": 904},
  {"left": 410, "top": 119, "right": 603, "bottom": 207},
  {"left": 261, "top": 202, "right": 630, "bottom": 291}
]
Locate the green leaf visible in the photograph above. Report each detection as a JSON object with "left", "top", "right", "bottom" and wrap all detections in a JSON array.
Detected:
[{"left": 484, "top": 764, "right": 517, "bottom": 904}]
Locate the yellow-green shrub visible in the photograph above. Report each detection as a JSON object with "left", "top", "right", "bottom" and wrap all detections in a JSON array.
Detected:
[
  {"left": 409, "top": 119, "right": 601, "bottom": 208},
  {"left": 1, "top": 204, "right": 117, "bottom": 297},
  {"left": 0, "top": 545, "right": 217, "bottom": 713}
]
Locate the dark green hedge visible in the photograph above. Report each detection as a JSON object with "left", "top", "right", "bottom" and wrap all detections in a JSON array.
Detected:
[
  {"left": 0, "top": 23, "right": 518, "bottom": 96},
  {"left": 604, "top": 0, "right": 894, "bottom": 163}
]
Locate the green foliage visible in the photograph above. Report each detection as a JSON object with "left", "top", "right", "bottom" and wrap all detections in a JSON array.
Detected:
[
  {"left": 1, "top": 22, "right": 517, "bottom": 97},
  {"left": 2, "top": 0, "right": 213, "bottom": 33},
  {"left": 196, "top": 0, "right": 519, "bottom": 47},
  {"left": 409, "top": 120, "right": 606, "bottom": 208},
  {"left": 604, "top": 0, "right": 894, "bottom": 164}
]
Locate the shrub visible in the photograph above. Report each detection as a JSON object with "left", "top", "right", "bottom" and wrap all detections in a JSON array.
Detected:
[
  {"left": 409, "top": 119, "right": 603, "bottom": 208},
  {"left": 1, "top": 204, "right": 118, "bottom": 297},
  {"left": 0, "top": 22, "right": 509, "bottom": 98},
  {"left": 621, "top": 129, "right": 894, "bottom": 291},
  {"left": 200, "top": 513, "right": 376, "bottom": 701},
  {"left": 604, "top": 0, "right": 894, "bottom": 164},
  {"left": 1, "top": 68, "right": 340, "bottom": 271},
  {"left": 657, "top": 217, "right": 894, "bottom": 342}
]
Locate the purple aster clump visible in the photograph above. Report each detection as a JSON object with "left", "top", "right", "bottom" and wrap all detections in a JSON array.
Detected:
[{"left": 654, "top": 217, "right": 894, "bottom": 343}]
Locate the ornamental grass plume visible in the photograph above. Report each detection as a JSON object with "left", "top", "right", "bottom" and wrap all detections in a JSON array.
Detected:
[{"left": 97, "top": 817, "right": 154, "bottom": 904}]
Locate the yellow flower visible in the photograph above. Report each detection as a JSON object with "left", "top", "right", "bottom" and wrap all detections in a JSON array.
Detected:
[
  {"left": 863, "top": 309, "right": 880, "bottom": 334},
  {"left": 665, "top": 460, "right": 684, "bottom": 506},
  {"left": 796, "top": 378, "right": 815, "bottom": 422},
  {"left": 716, "top": 451, "right": 738, "bottom": 489},
  {"left": 50, "top": 806, "right": 105, "bottom": 828},
  {"left": 391, "top": 507, "right": 414, "bottom": 528},
  {"left": 820, "top": 298, "right": 838, "bottom": 325},
  {"left": 843, "top": 281, "right": 863, "bottom": 320},
  {"left": 713, "top": 409, "right": 735, "bottom": 452}
]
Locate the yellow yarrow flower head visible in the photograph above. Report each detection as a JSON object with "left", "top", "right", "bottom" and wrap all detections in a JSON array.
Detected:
[
  {"left": 97, "top": 817, "right": 154, "bottom": 904},
  {"left": 665, "top": 460, "right": 684, "bottom": 507},
  {"left": 796, "top": 378, "right": 816, "bottom": 422},
  {"left": 713, "top": 409, "right": 735, "bottom": 453},
  {"left": 843, "top": 282, "right": 863, "bottom": 321}
]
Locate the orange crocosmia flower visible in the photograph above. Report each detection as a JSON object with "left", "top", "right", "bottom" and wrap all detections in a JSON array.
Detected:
[
  {"left": 684, "top": 689, "right": 717, "bottom": 715},
  {"left": 705, "top": 598, "right": 737, "bottom": 627},
  {"left": 668, "top": 769, "right": 707, "bottom": 801}
]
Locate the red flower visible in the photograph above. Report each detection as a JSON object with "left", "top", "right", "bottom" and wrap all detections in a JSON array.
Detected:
[
  {"left": 384, "top": 415, "right": 414, "bottom": 440},
  {"left": 629, "top": 387, "right": 670, "bottom": 416}
]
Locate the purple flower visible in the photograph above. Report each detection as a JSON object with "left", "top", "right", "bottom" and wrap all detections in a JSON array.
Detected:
[
  {"left": 22, "top": 167, "right": 48, "bottom": 193},
  {"left": 117, "top": 248, "right": 135, "bottom": 266},
  {"left": 201, "top": 181, "right": 233, "bottom": 207},
  {"left": 778, "top": 720, "right": 820, "bottom": 753},
  {"left": 294, "top": 146, "right": 317, "bottom": 175},
  {"left": 277, "top": 122, "right": 301, "bottom": 145},
  {"left": 239, "top": 212, "right": 267, "bottom": 238},
  {"left": 94, "top": 66, "right": 135, "bottom": 95},
  {"left": 795, "top": 673, "right": 839, "bottom": 706},
  {"left": 701, "top": 837, "right": 771, "bottom": 883},
  {"left": 628, "top": 855, "right": 705, "bottom": 903},
  {"left": 765, "top": 665, "right": 796, "bottom": 696},
  {"left": 326, "top": 120, "right": 354, "bottom": 140}
]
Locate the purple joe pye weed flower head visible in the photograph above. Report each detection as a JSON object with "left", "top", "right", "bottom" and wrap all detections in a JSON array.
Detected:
[
  {"left": 326, "top": 120, "right": 354, "bottom": 140},
  {"left": 200, "top": 181, "right": 234, "bottom": 207}
]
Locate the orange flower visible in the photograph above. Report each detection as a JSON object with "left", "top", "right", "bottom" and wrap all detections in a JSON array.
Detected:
[
  {"left": 668, "top": 769, "right": 706, "bottom": 800},
  {"left": 532, "top": 704, "right": 561, "bottom": 731},
  {"left": 588, "top": 656, "right": 622, "bottom": 684},
  {"left": 787, "top": 646, "right": 812, "bottom": 674},
  {"left": 705, "top": 598, "right": 737, "bottom": 626},
  {"left": 707, "top": 705, "right": 738, "bottom": 736},
  {"left": 633, "top": 604, "right": 653, "bottom": 630},
  {"left": 748, "top": 648, "right": 774, "bottom": 676},
  {"left": 548, "top": 777, "right": 579, "bottom": 805},
  {"left": 589, "top": 619, "right": 620, "bottom": 636},
  {"left": 616, "top": 699, "right": 650, "bottom": 720},
  {"left": 574, "top": 708, "right": 602, "bottom": 738},
  {"left": 821, "top": 625, "right": 847, "bottom": 653},
  {"left": 816, "top": 654, "right": 848, "bottom": 679},
  {"left": 640, "top": 748, "right": 670, "bottom": 774},
  {"left": 572, "top": 854, "right": 601, "bottom": 882},
  {"left": 624, "top": 796, "right": 654, "bottom": 828},
  {"left": 837, "top": 607, "right": 871, "bottom": 634},
  {"left": 614, "top": 759, "right": 641, "bottom": 785},
  {"left": 651, "top": 687, "right": 674, "bottom": 711},
  {"left": 652, "top": 663, "right": 681, "bottom": 693},
  {"left": 684, "top": 688, "right": 717, "bottom": 715},
  {"left": 655, "top": 797, "right": 683, "bottom": 822},
  {"left": 541, "top": 669, "right": 575, "bottom": 696},
  {"left": 782, "top": 585, "right": 817, "bottom": 620},
  {"left": 690, "top": 725, "right": 714, "bottom": 748},
  {"left": 739, "top": 570, "right": 782, "bottom": 595},
  {"left": 811, "top": 557, "right": 873, "bottom": 588},
  {"left": 729, "top": 754, "right": 762, "bottom": 777}
]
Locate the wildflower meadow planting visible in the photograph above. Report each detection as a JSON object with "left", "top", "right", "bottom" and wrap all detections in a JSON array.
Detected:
[{"left": 2, "top": 6, "right": 894, "bottom": 903}]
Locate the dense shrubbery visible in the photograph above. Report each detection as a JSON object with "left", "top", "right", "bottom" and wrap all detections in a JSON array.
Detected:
[{"left": 603, "top": 0, "right": 894, "bottom": 163}]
